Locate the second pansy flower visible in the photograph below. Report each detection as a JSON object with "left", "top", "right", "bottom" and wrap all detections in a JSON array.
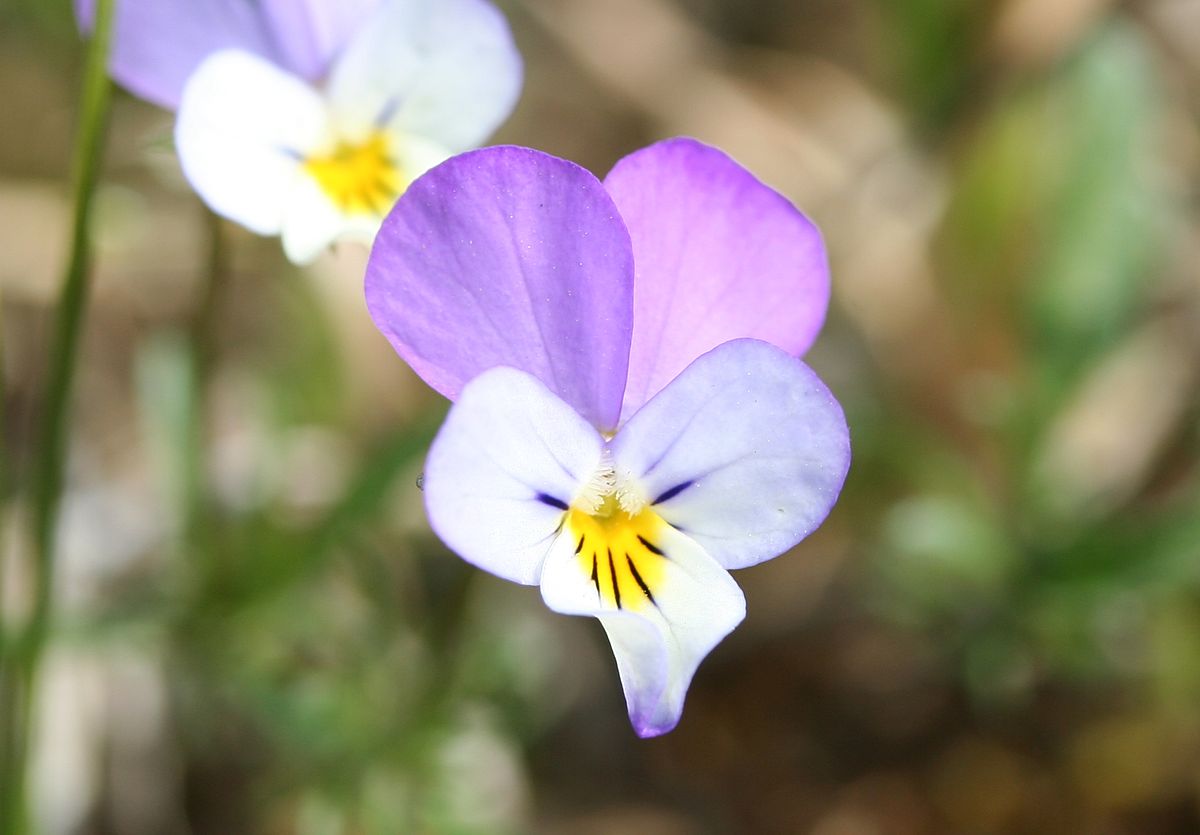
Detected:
[
  {"left": 367, "top": 138, "right": 850, "bottom": 737},
  {"left": 178, "top": 0, "right": 522, "bottom": 264},
  {"left": 82, "top": 0, "right": 523, "bottom": 264}
]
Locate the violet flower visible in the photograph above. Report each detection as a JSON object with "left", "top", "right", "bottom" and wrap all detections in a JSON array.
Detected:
[
  {"left": 77, "top": 0, "right": 523, "bottom": 263},
  {"left": 367, "top": 138, "right": 851, "bottom": 737}
]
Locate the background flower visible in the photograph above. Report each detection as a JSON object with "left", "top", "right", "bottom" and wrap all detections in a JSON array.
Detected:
[{"left": 78, "top": 0, "right": 523, "bottom": 263}]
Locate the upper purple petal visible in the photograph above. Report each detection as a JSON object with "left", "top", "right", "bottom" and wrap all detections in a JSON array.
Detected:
[
  {"left": 603, "top": 137, "right": 831, "bottom": 423},
  {"left": 365, "top": 146, "right": 635, "bottom": 432},
  {"left": 76, "top": 0, "right": 378, "bottom": 109},
  {"left": 258, "top": 0, "right": 381, "bottom": 82},
  {"left": 77, "top": 0, "right": 275, "bottom": 109}
]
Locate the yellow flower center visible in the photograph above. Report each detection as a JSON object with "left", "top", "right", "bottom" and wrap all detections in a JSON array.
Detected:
[
  {"left": 564, "top": 494, "right": 669, "bottom": 612},
  {"left": 303, "top": 132, "right": 405, "bottom": 215}
]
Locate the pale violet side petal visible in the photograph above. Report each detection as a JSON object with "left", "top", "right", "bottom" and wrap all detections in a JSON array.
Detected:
[
  {"left": 77, "top": 0, "right": 277, "bottom": 109},
  {"left": 424, "top": 367, "right": 605, "bottom": 586},
  {"left": 385, "top": 0, "right": 522, "bottom": 151},
  {"left": 176, "top": 50, "right": 330, "bottom": 236},
  {"left": 540, "top": 522, "right": 745, "bottom": 737},
  {"left": 259, "top": 0, "right": 381, "bottom": 81},
  {"left": 365, "top": 146, "right": 635, "bottom": 432},
  {"left": 327, "top": 0, "right": 522, "bottom": 150},
  {"left": 604, "top": 138, "right": 831, "bottom": 421},
  {"left": 611, "top": 339, "right": 850, "bottom": 571}
]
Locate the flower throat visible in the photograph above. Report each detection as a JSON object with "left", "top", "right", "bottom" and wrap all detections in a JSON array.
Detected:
[
  {"left": 563, "top": 493, "right": 668, "bottom": 613},
  {"left": 304, "top": 132, "right": 404, "bottom": 214}
]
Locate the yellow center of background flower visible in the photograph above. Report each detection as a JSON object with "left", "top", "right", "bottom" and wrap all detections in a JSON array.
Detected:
[
  {"left": 565, "top": 495, "right": 669, "bottom": 612},
  {"left": 303, "top": 132, "right": 404, "bottom": 215}
]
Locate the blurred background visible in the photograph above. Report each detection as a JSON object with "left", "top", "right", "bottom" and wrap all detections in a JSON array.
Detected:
[{"left": 1, "top": 0, "right": 1199, "bottom": 832}]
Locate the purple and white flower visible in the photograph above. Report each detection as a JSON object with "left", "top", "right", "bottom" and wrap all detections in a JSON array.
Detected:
[
  {"left": 78, "top": 0, "right": 523, "bottom": 263},
  {"left": 367, "top": 138, "right": 851, "bottom": 737}
]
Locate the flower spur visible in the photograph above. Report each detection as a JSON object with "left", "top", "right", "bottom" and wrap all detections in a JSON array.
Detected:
[{"left": 366, "top": 138, "right": 851, "bottom": 736}]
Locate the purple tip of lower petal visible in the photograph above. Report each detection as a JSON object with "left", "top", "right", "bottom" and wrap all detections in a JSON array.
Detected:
[
  {"left": 365, "top": 145, "right": 636, "bottom": 430},
  {"left": 632, "top": 713, "right": 678, "bottom": 739}
]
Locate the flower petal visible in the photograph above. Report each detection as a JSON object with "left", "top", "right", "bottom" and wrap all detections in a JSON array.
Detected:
[
  {"left": 280, "top": 176, "right": 350, "bottom": 265},
  {"left": 540, "top": 519, "right": 745, "bottom": 737},
  {"left": 77, "top": 0, "right": 380, "bottom": 109},
  {"left": 604, "top": 138, "right": 831, "bottom": 420},
  {"left": 326, "top": 0, "right": 522, "bottom": 150},
  {"left": 424, "top": 367, "right": 605, "bottom": 586},
  {"left": 366, "top": 146, "right": 635, "bottom": 431},
  {"left": 612, "top": 339, "right": 850, "bottom": 570},
  {"left": 259, "top": 0, "right": 381, "bottom": 81},
  {"left": 76, "top": 0, "right": 276, "bottom": 109},
  {"left": 175, "top": 50, "right": 329, "bottom": 236},
  {"left": 393, "top": 133, "right": 454, "bottom": 186}
]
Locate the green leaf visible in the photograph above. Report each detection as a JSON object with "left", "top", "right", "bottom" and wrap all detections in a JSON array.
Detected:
[{"left": 1028, "top": 24, "right": 1164, "bottom": 385}]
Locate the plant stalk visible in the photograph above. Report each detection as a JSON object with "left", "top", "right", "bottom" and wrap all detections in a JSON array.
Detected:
[{"left": 0, "top": 1, "right": 116, "bottom": 830}]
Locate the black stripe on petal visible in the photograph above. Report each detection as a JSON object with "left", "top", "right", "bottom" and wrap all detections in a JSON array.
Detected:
[
  {"left": 591, "top": 553, "right": 600, "bottom": 599},
  {"left": 608, "top": 548, "right": 621, "bottom": 610},
  {"left": 536, "top": 492, "right": 569, "bottom": 510},
  {"left": 627, "top": 554, "right": 656, "bottom": 606},
  {"left": 653, "top": 481, "right": 693, "bottom": 505},
  {"left": 637, "top": 535, "right": 666, "bottom": 557}
]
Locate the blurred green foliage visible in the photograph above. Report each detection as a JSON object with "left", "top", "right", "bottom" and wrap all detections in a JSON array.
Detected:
[{"left": 876, "top": 0, "right": 991, "bottom": 128}]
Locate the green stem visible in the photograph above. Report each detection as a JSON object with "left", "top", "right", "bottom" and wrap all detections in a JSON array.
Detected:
[
  {"left": 0, "top": 285, "right": 7, "bottom": 644},
  {"left": 183, "top": 211, "right": 228, "bottom": 557},
  {"left": 0, "top": 1, "right": 116, "bottom": 831},
  {"left": 0, "top": 286, "right": 18, "bottom": 832}
]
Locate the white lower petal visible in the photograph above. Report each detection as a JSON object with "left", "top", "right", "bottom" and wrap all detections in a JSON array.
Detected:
[
  {"left": 175, "top": 49, "right": 330, "bottom": 234},
  {"left": 540, "top": 520, "right": 745, "bottom": 737},
  {"left": 611, "top": 338, "right": 851, "bottom": 571},
  {"left": 423, "top": 367, "right": 605, "bottom": 586},
  {"left": 280, "top": 175, "right": 347, "bottom": 265}
]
